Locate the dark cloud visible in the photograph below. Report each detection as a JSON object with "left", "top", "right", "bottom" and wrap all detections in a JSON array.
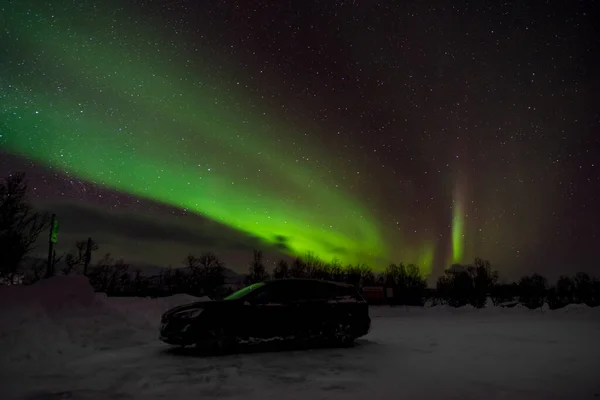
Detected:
[
  {"left": 272, "top": 235, "right": 292, "bottom": 252},
  {"left": 47, "top": 202, "right": 212, "bottom": 247},
  {"left": 29, "top": 200, "right": 292, "bottom": 271}
]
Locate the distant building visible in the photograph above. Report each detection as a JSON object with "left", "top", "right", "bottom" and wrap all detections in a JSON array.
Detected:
[{"left": 362, "top": 286, "right": 385, "bottom": 303}]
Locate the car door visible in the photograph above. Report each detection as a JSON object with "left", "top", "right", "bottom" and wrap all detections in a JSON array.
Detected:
[
  {"left": 292, "top": 280, "right": 332, "bottom": 339},
  {"left": 242, "top": 281, "right": 298, "bottom": 341}
]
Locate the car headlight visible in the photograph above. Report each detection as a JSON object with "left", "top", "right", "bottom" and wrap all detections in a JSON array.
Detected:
[{"left": 175, "top": 308, "right": 203, "bottom": 319}]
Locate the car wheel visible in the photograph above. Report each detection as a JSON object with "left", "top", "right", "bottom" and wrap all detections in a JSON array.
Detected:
[
  {"left": 336, "top": 334, "right": 355, "bottom": 347},
  {"left": 332, "top": 323, "right": 355, "bottom": 347},
  {"left": 204, "top": 327, "right": 237, "bottom": 354}
]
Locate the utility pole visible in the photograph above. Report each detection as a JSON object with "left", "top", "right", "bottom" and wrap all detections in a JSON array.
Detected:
[{"left": 45, "top": 214, "right": 59, "bottom": 278}]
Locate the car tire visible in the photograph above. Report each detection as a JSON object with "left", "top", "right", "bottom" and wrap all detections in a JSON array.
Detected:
[
  {"left": 335, "top": 334, "right": 355, "bottom": 347},
  {"left": 204, "top": 327, "right": 237, "bottom": 354},
  {"left": 328, "top": 322, "right": 355, "bottom": 347}
]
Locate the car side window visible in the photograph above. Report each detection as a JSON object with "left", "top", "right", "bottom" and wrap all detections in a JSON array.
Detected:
[
  {"left": 326, "top": 283, "right": 359, "bottom": 300},
  {"left": 293, "top": 281, "right": 330, "bottom": 301},
  {"left": 312, "top": 282, "right": 332, "bottom": 300},
  {"left": 252, "top": 282, "right": 297, "bottom": 304},
  {"left": 274, "top": 281, "right": 306, "bottom": 303},
  {"left": 251, "top": 281, "right": 357, "bottom": 303}
]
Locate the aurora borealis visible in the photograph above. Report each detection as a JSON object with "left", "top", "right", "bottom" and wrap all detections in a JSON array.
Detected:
[
  {"left": 1, "top": 0, "right": 598, "bottom": 278},
  {"left": 1, "top": 0, "right": 389, "bottom": 268}
]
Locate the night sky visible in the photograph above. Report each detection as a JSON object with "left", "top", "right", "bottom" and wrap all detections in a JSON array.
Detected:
[{"left": 1, "top": 0, "right": 598, "bottom": 280}]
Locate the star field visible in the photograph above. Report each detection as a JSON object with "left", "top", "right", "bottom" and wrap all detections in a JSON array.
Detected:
[{"left": 1, "top": 0, "right": 598, "bottom": 278}]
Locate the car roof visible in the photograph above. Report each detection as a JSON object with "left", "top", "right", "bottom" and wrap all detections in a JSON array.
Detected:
[{"left": 266, "top": 278, "right": 355, "bottom": 289}]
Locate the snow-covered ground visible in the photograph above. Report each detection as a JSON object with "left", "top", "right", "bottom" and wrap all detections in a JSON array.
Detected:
[{"left": 1, "top": 277, "right": 599, "bottom": 400}]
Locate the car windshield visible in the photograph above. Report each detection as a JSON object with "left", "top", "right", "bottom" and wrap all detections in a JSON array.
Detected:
[{"left": 224, "top": 282, "right": 266, "bottom": 300}]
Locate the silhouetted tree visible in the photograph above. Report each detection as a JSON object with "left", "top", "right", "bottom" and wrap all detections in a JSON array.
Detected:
[
  {"left": 111, "top": 260, "right": 130, "bottom": 294},
  {"left": 344, "top": 264, "right": 363, "bottom": 287},
  {"left": 434, "top": 259, "right": 497, "bottom": 308},
  {"left": 63, "top": 239, "right": 99, "bottom": 275},
  {"left": 402, "top": 264, "right": 428, "bottom": 305},
  {"left": 160, "top": 268, "right": 174, "bottom": 294},
  {"left": 0, "top": 173, "right": 50, "bottom": 283},
  {"left": 185, "top": 253, "right": 198, "bottom": 269},
  {"left": 62, "top": 252, "right": 80, "bottom": 276},
  {"left": 200, "top": 253, "right": 226, "bottom": 296},
  {"left": 328, "top": 259, "right": 345, "bottom": 282},
  {"left": 248, "top": 249, "right": 268, "bottom": 283},
  {"left": 556, "top": 275, "right": 576, "bottom": 302},
  {"left": 468, "top": 258, "right": 498, "bottom": 308},
  {"left": 302, "top": 252, "right": 333, "bottom": 279},
  {"left": 386, "top": 263, "right": 428, "bottom": 306},
  {"left": 518, "top": 273, "right": 548, "bottom": 309},
  {"left": 361, "top": 265, "right": 376, "bottom": 286},
  {"left": 88, "top": 253, "right": 115, "bottom": 292},
  {"left": 385, "top": 263, "right": 401, "bottom": 286},
  {"left": 436, "top": 264, "right": 473, "bottom": 307},
  {"left": 339, "top": 264, "right": 373, "bottom": 287},
  {"left": 130, "top": 268, "right": 147, "bottom": 295},
  {"left": 434, "top": 275, "right": 450, "bottom": 306},
  {"left": 86, "top": 253, "right": 130, "bottom": 294},
  {"left": 50, "top": 250, "right": 65, "bottom": 275},
  {"left": 186, "top": 252, "right": 225, "bottom": 296},
  {"left": 547, "top": 275, "right": 576, "bottom": 309},
  {"left": 572, "top": 272, "right": 594, "bottom": 305},
  {"left": 273, "top": 259, "right": 289, "bottom": 279},
  {"left": 490, "top": 282, "right": 519, "bottom": 306},
  {"left": 21, "top": 258, "right": 47, "bottom": 284},
  {"left": 171, "top": 267, "right": 188, "bottom": 293},
  {"left": 289, "top": 257, "right": 307, "bottom": 278}
]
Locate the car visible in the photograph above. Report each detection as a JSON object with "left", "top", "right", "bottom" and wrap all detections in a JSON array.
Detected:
[{"left": 159, "top": 278, "right": 371, "bottom": 352}]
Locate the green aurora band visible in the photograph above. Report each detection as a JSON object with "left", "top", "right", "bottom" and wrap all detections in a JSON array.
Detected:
[
  {"left": 1, "top": 2, "right": 391, "bottom": 267},
  {"left": 0, "top": 1, "right": 466, "bottom": 273},
  {"left": 451, "top": 191, "right": 465, "bottom": 265}
]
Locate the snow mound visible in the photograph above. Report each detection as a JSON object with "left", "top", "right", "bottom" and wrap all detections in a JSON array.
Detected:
[
  {"left": 2, "top": 276, "right": 598, "bottom": 373},
  {"left": 0, "top": 275, "right": 95, "bottom": 310},
  {"left": 0, "top": 277, "right": 203, "bottom": 367},
  {"left": 102, "top": 293, "right": 209, "bottom": 330},
  {"left": 557, "top": 303, "right": 597, "bottom": 314}
]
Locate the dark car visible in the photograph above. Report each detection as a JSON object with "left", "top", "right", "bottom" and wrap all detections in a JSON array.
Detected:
[{"left": 159, "top": 278, "right": 371, "bottom": 352}]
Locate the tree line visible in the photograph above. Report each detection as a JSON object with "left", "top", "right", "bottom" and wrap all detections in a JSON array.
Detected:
[{"left": 2, "top": 173, "right": 599, "bottom": 310}]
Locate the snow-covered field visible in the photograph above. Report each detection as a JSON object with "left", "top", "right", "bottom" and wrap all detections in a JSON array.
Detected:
[{"left": 1, "top": 277, "right": 599, "bottom": 400}]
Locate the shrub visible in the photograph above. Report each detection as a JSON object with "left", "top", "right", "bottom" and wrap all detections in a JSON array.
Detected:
[{"left": 518, "top": 274, "right": 548, "bottom": 309}]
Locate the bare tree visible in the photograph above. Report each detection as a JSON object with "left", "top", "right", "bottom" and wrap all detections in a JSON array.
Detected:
[
  {"left": 329, "top": 259, "right": 344, "bottom": 282},
  {"left": 0, "top": 173, "right": 50, "bottom": 282},
  {"left": 302, "top": 252, "right": 326, "bottom": 278},
  {"left": 51, "top": 250, "right": 65, "bottom": 274},
  {"left": 518, "top": 273, "right": 548, "bottom": 309},
  {"left": 131, "top": 268, "right": 146, "bottom": 295},
  {"left": 186, "top": 252, "right": 225, "bottom": 295},
  {"left": 63, "top": 239, "right": 98, "bottom": 275},
  {"left": 289, "top": 257, "right": 307, "bottom": 278},
  {"left": 63, "top": 242, "right": 85, "bottom": 275},
  {"left": 25, "top": 258, "right": 46, "bottom": 284},
  {"left": 111, "top": 260, "right": 130, "bottom": 294},
  {"left": 273, "top": 259, "right": 289, "bottom": 279},
  {"left": 248, "top": 249, "right": 268, "bottom": 283},
  {"left": 573, "top": 272, "right": 593, "bottom": 304},
  {"left": 88, "top": 253, "right": 114, "bottom": 292}
]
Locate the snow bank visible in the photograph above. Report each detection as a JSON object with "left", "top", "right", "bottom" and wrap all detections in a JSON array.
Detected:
[
  {"left": 2, "top": 279, "right": 599, "bottom": 400},
  {"left": 0, "top": 276, "right": 203, "bottom": 367},
  {"left": 1, "top": 276, "right": 598, "bottom": 371},
  {"left": 101, "top": 292, "right": 209, "bottom": 331},
  {"left": 369, "top": 301, "right": 600, "bottom": 318}
]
